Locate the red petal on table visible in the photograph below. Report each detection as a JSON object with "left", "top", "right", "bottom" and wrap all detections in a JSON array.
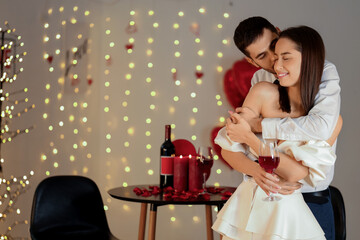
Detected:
[
  {"left": 180, "top": 194, "right": 190, "bottom": 200},
  {"left": 206, "top": 187, "right": 224, "bottom": 194},
  {"left": 221, "top": 191, "right": 233, "bottom": 197},
  {"left": 163, "top": 186, "right": 174, "bottom": 193},
  {"left": 133, "top": 187, "right": 142, "bottom": 195},
  {"left": 150, "top": 186, "right": 161, "bottom": 195},
  {"left": 141, "top": 190, "right": 152, "bottom": 197},
  {"left": 198, "top": 193, "right": 210, "bottom": 201}
]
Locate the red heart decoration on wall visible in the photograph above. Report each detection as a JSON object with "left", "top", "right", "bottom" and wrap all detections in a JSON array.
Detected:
[
  {"left": 87, "top": 78, "right": 93, "bottom": 85},
  {"left": 47, "top": 56, "right": 53, "bottom": 64},
  {"left": 195, "top": 71, "right": 204, "bottom": 79},
  {"left": 125, "top": 44, "right": 134, "bottom": 50}
]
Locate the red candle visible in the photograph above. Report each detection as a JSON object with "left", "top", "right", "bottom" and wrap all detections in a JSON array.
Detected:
[
  {"left": 173, "top": 155, "right": 189, "bottom": 192},
  {"left": 188, "top": 155, "right": 202, "bottom": 192}
]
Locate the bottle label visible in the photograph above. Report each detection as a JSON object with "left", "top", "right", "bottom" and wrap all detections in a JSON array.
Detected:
[{"left": 161, "top": 156, "right": 174, "bottom": 175}]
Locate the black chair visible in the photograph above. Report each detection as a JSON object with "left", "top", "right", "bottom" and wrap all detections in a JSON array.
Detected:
[
  {"left": 329, "top": 185, "right": 346, "bottom": 240},
  {"left": 30, "top": 175, "right": 119, "bottom": 240}
]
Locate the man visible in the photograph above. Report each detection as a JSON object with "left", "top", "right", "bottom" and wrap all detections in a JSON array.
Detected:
[{"left": 223, "top": 16, "right": 340, "bottom": 240}]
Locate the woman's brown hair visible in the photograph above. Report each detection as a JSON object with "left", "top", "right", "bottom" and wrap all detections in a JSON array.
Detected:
[{"left": 277, "top": 26, "right": 325, "bottom": 114}]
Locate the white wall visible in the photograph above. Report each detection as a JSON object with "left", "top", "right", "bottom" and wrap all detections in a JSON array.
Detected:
[{"left": 0, "top": 0, "right": 359, "bottom": 239}]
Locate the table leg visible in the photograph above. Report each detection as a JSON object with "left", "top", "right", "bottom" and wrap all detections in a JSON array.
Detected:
[
  {"left": 138, "top": 203, "right": 148, "bottom": 240},
  {"left": 148, "top": 204, "right": 157, "bottom": 240},
  {"left": 205, "top": 205, "right": 214, "bottom": 240}
]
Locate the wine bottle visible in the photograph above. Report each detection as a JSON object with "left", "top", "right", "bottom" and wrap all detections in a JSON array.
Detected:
[{"left": 160, "top": 125, "right": 175, "bottom": 189}]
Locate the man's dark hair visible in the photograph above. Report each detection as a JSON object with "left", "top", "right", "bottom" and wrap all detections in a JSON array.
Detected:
[{"left": 233, "top": 16, "right": 278, "bottom": 57}]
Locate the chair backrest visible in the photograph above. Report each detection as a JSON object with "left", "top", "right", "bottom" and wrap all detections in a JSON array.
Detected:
[
  {"left": 30, "top": 175, "right": 112, "bottom": 240},
  {"left": 329, "top": 185, "right": 346, "bottom": 240}
]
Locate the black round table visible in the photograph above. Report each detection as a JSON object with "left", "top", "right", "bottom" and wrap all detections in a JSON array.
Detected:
[{"left": 108, "top": 185, "right": 236, "bottom": 240}]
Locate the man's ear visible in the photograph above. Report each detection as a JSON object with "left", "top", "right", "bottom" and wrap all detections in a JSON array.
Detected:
[{"left": 245, "top": 56, "right": 259, "bottom": 68}]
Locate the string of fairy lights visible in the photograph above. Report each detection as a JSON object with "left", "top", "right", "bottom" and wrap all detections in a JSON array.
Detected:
[
  {"left": 41, "top": 5, "right": 93, "bottom": 176},
  {"left": 41, "top": 0, "right": 235, "bottom": 229}
]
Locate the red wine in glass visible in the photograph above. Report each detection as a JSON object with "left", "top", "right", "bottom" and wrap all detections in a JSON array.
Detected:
[
  {"left": 258, "top": 156, "right": 280, "bottom": 174},
  {"left": 197, "top": 147, "right": 214, "bottom": 193},
  {"left": 259, "top": 141, "right": 281, "bottom": 201}
]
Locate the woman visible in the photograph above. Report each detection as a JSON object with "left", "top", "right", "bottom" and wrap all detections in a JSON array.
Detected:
[{"left": 212, "top": 26, "right": 342, "bottom": 240}]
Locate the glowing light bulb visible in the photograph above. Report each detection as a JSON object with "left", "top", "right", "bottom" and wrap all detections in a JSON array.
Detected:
[{"left": 178, "top": 11, "right": 184, "bottom": 17}]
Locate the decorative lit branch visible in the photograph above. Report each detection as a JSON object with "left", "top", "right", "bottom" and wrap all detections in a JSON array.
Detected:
[{"left": 0, "top": 22, "right": 33, "bottom": 240}]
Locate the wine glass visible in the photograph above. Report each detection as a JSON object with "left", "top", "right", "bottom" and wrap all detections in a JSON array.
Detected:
[
  {"left": 197, "top": 146, "right": 214, "bottom": 193},
  {"left": 259, "top": 140, "right": 281, "bottom": 201}
]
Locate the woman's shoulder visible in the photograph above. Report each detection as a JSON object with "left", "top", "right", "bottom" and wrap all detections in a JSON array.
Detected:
[{"left": 250, "top": 81, "right": 278, "bottom": 97}]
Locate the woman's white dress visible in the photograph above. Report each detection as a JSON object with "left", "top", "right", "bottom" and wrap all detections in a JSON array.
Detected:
[{"left": 212, "top": 128, "right": 336, "bottom": 240}]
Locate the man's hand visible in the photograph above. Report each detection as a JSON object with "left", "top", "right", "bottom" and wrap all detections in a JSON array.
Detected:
[
  {"left": 226, "top": 113, "right": 252, "bottom": 144},
  {"left": 276, "top": 180, "right": 302, "bottom": 195},
  {"left": 235, "top": 107, "right": 263, "bottom": 133}
]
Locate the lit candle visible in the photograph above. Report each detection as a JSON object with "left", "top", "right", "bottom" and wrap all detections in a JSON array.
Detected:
[
  {"left": 173, "top": 155, "right": 189, "bottom": 192},
  {"left": 188, "top": 154, "right": 202, "bottom": 192}
]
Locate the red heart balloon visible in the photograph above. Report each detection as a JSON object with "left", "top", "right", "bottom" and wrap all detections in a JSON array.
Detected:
[
  {"left": 210, "top": 126, "right": 233, "bottom": 169},
  {"left": 232, "top": 59, "right": 259, "bottom": 101},
  {"left": 223, "top": 69, "right": 244, "bottom": 109}
]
